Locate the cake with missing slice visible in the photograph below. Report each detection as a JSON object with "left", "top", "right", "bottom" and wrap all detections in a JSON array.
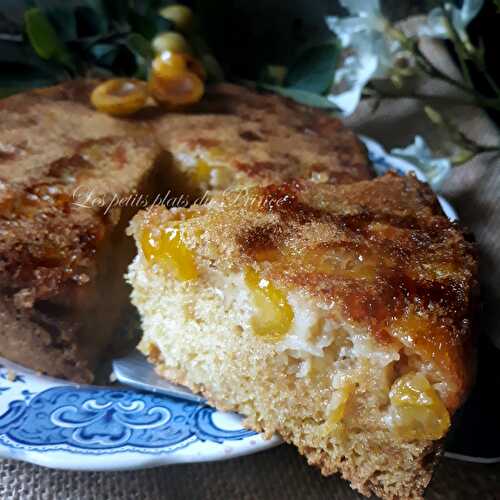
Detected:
[
  {"left": 127, "top": 173, "right": 478, "bottom": 499},
  {"left": 0, "top": 79, "right": 374, "bottom": 382}
]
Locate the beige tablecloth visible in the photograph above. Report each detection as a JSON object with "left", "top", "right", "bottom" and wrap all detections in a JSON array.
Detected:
[{"left": 1, "top": 40, "right": 500, "bottom": 499}]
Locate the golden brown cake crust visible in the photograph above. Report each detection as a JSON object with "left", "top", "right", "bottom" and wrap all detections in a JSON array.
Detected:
[
  {"left": 136, "top": 173, "right": 478, "bottom": 410},
  {"left": 144, "top": 356, "right": 442, "bottom": 500},
  {"left": 153, "top": 82, "right": 373, "bottom": 186}
]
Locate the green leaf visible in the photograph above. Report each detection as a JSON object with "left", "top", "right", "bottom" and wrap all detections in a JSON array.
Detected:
[
  {"left": 258, "top": 83, "right": 339, "bottom": 110},
  {"left": 127, "top": 33, "right": 154, "bottom": 61},
  {"left": 71, "top": 29, "right": 124, "bottom": 52},
  {"left": 189, "top": 34, "right": 224, "bottom": 82},
  {"left": 24, "top": 8, "right": 62, "bottom": 59},
  {"left": 284, "top": 42, "right": 339, "bottom": 94},
  {"left": 24, "top": 8, "right": 74, "bottom": 70},
  {"left": 128, "top": 11, "right": 173, "bottom": 40},
  {"left": 125, "top": 33, "right": 153, "bottom": 79}
]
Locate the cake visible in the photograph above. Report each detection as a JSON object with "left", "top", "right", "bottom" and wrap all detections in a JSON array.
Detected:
[
  {"left": 0, "top": 82, "right": 165, "bottom": 382},
  {"left": 127, "top": 173, "right": 478, "bottom": 499},
  {"left": 152, "top": 83, "right": 372, "bottom": 195},
  {"left": 0, "top": 80, "right": 372, "bottom": 382}
]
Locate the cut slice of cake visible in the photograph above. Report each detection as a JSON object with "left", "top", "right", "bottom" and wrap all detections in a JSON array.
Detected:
[
  {"left": 152, "top": 83, "right": 373, "bottom": 195},
  {"left": 0, "top": 81, "right": 166, "bottom": 382},
  {"left": 127, "top": 173, "right": 478, "bottom": 499}
]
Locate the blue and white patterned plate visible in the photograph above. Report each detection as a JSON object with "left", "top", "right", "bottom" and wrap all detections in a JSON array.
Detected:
[{"left": 0, "top": 137, "right": 457, "bottom": 471}]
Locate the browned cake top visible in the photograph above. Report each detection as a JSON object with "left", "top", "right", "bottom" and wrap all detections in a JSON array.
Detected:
[
  {"left": 135, "top": 173, "right": 478, "bottom": 409},
  {"left": 153, "top": 83, "right": 372, "bottom": 185},
  {"left": 0, "top": 81, "right": 160, "bottom": 302}
]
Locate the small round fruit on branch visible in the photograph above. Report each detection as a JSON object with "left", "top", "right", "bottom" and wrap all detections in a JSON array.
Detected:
[
  {"left": 159, "top": 4, "right": 194, "bottom": 33},
  {"left": 152, "top": 32, "right": 192, "bottom": 55}
]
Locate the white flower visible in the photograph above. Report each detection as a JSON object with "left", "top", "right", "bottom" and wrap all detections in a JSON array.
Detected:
[
  {"left": 419, "top": 0, "right": 484, "bottom": 44},
  {"left": 325, "top": 0, "right": 403, "bottom": 115},
  {"left": 391, "top": 136, "right": 451, "bottom": 190}
]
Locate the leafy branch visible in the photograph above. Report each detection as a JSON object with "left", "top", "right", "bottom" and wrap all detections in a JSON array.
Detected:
[
  {"left": 395, "top": 16, "right": 500, "bottom": 159},
  {"left": 0, "top": 0, "right": 173, "bottom": 96},
  {"left": 253, "top": 41, "right": 340, "bottom": 110}
]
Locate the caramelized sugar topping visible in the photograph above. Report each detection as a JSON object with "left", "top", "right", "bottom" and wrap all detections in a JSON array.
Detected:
[
  {"left": 0, "top": 136, "right": 151, "bottom": 299},
  {"left": 131, "top": 146, "right": 477, "bottom": 414},
  {"left": 152, "top": 83, "right": 373, "bottom": 190}
]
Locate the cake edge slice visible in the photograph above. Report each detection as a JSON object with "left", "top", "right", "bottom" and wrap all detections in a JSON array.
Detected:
[{"left": 126, "top": 174, "right": 478, "bottom": 499}]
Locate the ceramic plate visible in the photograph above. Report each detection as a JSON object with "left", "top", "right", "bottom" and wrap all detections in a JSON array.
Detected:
[{"left": 0, "top": 136, "right": 457, "bottom": 471}]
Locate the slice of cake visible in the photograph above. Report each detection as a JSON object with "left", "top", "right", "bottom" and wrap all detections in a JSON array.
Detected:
[
  {"left": 127, "top": 173, "right": 478, "bottom": 499},
  {"left": 0, "top": 82, "right": 165, "bottom": 382},
  {"left": 152, "top": 83, "right": 373, "bottom": 195}
]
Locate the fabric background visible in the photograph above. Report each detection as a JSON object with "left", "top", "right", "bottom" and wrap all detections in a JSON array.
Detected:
[
  {"left": 1, "top": 446, "right": 500, "bottom": 500},
  {"left": 1, "top": 38, "right": 499, "bottom": 500}
]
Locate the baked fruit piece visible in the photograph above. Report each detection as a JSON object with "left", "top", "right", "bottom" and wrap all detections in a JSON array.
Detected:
[
  {"left": 128, "top": 173, "right": 478, "bottom": 499},
  {"left": 0, "top": 82, "right": 165, "bottom": 382},
  {"left": 152, "top": 83, "right": 373, "bottom": 195}
]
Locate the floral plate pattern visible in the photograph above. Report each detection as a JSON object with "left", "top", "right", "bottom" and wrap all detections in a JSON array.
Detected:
[{"left": 0, "top": 137, "right": 456, "bottom": 471}]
